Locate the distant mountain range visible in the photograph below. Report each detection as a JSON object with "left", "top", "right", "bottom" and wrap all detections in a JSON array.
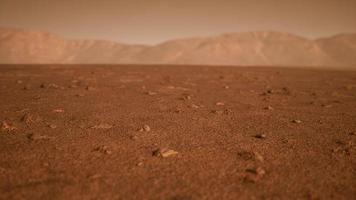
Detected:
[{"left": 0, "top": 27, "right": 355, "bottom": 67}]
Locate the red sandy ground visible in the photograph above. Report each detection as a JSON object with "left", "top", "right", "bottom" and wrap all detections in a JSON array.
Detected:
[{"left": 0, "top": 65, "right": 355, "bottom": 200}]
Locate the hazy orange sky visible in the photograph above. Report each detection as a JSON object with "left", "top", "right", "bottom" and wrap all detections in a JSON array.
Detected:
[{"left": 0, "top": 0, "right": 355, "bottom": 44}]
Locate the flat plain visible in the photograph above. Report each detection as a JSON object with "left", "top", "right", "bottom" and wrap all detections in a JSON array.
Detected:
[{"left": 0, "top": 65, "right": 355, "bottom": 200}]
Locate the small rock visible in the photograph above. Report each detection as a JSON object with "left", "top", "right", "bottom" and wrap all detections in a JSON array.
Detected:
[
  {"left": 146, "top": 91, "right": 157, "bottom": 96},
  {"left": 190, "top": 104, "right": 200, "bottom": 109},
  {"left": 211, "top": 110, "right": 224, "bottom": 115},
  {"left": 91, "top": 123, "right": 113, "bottom": 129},
  {"left": 254, "top": 152, "right": 264, "bottom": 162},
  {"left": 48, "top": 124, "right": 57, "bottom": 129},
  {"left": 16, "top": 80, "right": 23, "bottom": 84},
  {"left": 246, "top": 167, "right": 266, "bottom": 177},
  {"left": 223, "top": 85, "right": 229, "bottom": 89},
  {"left": 94, "top": 145, "right": 112, "bottom": 155},
  {"left": 21, "top": 113, "right": 41, "bottom": 124},
  {"left": 138, "top": 125, "right": 151, "bottom": 132},
  {"left": 349, "top": 131, "right": 355, "bottom": 136},
  {"left": 242, "top": 167, "right": 266, "bottom": 183},
  {"left": 254, "top": 134, "right": 266, "bottom": 139},
  {"left": 237, "top": 150, "right": 254, "bottom": 160},
  {"left": 174, "top": 109, "right": 182, "bottom": 114},
  {"left": 143, "top": 125, "right": 151, "bottom": 132},
  {"left": 136, "top": 162, "right": 144, "bottom": 166},
  {"left": 267, "top": 89, "right": 274, "bottom": 94},
  {"left": 152, "top": 148, "right": 178, "bottom": 158},
  {"left": 28, "top": 133, "right": 54, "bottom": 141},
  {"left": 1, "top": 121, "right": 16, "bottom": 132},
  {"left": 185, "top": 95, "right": 192, "bottom": 100},
  {"left": 69, "top": 84, "right": 78, "bottom": 88},
  {"left": 292, "top": 119, "right": 302, "bottom": 124},
  {"left": 256, "top": 167, "right": 266, "bottom": 176},
  {"left": 88, "top": 174, "right": 102, "bottom": 179},
  {"left": 130, "top": 135, "right": 138, "bottom": 140},
  {"left": 86, "top": 86, "right": 95, "bottom": 91},
  {"left": 53, "top": 109, "right": 65, "bottom": 113},
  {"left": 179, "top": 94, "right": 192, "bottom": 101},
  {"left": 223, "top": 109, "right": 233, "bottom": 114},
  {"left": 216, "top": 102, "right": 225, "bottom": 106},
  {"left": 261, "top": 89, "right": 274, "bottom": 96},
  {"left": 264, "top": 106, "right": 274, "bottom": 110},
  {"left": 48, "top": 83, "right": 60, "bottom": 89},
  {"left": 322, "top": 104, "right": 333, "bottom": 108},
  {"left": 243, "top": 174, "right": 259, "bottom": 183},
  {"left": 23, "top": 85, "right": 30, "bottom": 90},
  {"left": 76, "top": 93, "right": 85, "bottom": 97}
]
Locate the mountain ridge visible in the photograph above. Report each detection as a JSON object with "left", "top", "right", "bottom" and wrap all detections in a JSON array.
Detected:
[{"left": 0, "top": 27, "right": 355, "bottom": 67}]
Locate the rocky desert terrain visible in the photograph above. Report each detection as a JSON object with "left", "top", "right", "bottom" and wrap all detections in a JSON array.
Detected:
[{"left": 0, "top": 65, "right": 355, "bottom": 199}]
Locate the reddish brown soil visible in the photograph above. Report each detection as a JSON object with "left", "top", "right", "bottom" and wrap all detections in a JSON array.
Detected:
[{"left": 0, "top": 65, "right": 355, "bottom": 200}]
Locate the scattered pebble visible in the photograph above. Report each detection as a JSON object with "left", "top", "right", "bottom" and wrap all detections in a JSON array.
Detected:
[
  {"left": 243, "top": 167, "right": 266, "bottom": 183},
  {"left": 322, "top": 104, "right": 333, "bottom": 108},
  {"left": 179, "top": 94, "right": 192, "bottom": 100},
  {"left": 69, "top": 84, "right": 78, "bottom": 88},
  {"left": 264, "top": 106, "right": 274, "bottom": 110},
  {"left": 174, "top": 109, "right": 182, "bottom": 114},
  {"left": 48, "top": 124, "right": 57, "bottom": 129},
  {"left": 223, "top": 109, "right": 233, "bottom": 114},
  {"left": 28, "top": 133, "right": 54, "bottom": 141},
  {"left": 88, "top": 174, "right": 102, "bottom": 180},
  {"left": 152, "top": 148, "right": 178, "bottom": 158},
  {"left": 48, "top": 83, "right": 63, "bottom": 89},
  {"left": 136, "top": 162, "right": 144, "bottom": 166},
  {"left": 146, "top": 91, "right": 157, "bottom": 96},
  {"left": 255, "top": 167, "right": 266, "bottom": 176},
  {"left": 138, "top": 125, "right": 151, "bottom": 132},
  {"left": 91, "top": 123, "right": 113, "bottom": 129},
  {"left": 211, "top": 110, "right": 224, "bottom": 115},
  {"left": 190, "top": 104, "right": 200, "bottom": 109},
  {"left": 21, "top": 113, "right": 41, "bottom": 124},
  {"left": 254, "top": 134, "right": 266, "bottom": 139},
  {"left": 261, "top": 89, "right": 274, "bottom": 96},
  {"left": 1, "top": 121, "right": 16, "bottom": 132},
  {"left": 130, "top": 135, "right": 138, "bottom": 140},
  {"left": 53, "top": 109, "right": 65, "bottom": 113},
  {"left": 49, "top": 84, "right": 58, "bottom": 88},
  {"left": 237, "top": 150, "right": 255, "bottom": 160},
  {"left": 76, "top": 93, "right": 85, "bottom": 97},
  {"left": 86, "top": 86, "right": 96, "bottom": 91},
  {"left": 94, "top": 145, "right": 112, "bottom": 155},
  {"left": 143, "top": 125, "right": 151, "bottom": 132},
  {"left": 216, "top": 102, "right": 225, "bottom": 106},
  {"left": 23, "top": 85, "right": 30, "bottom": 90},
  {"left": 246, "top": 167, "right": 266, "bottom": 177},
  {"left": 237, "top": 150, "right": 264, "bottom": 162},
  {"left": 292, "top": 119, "right": 302, "bottom": 124},
  {"left": 254, "top": 152, "right": 264, "bottom": 162}
]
